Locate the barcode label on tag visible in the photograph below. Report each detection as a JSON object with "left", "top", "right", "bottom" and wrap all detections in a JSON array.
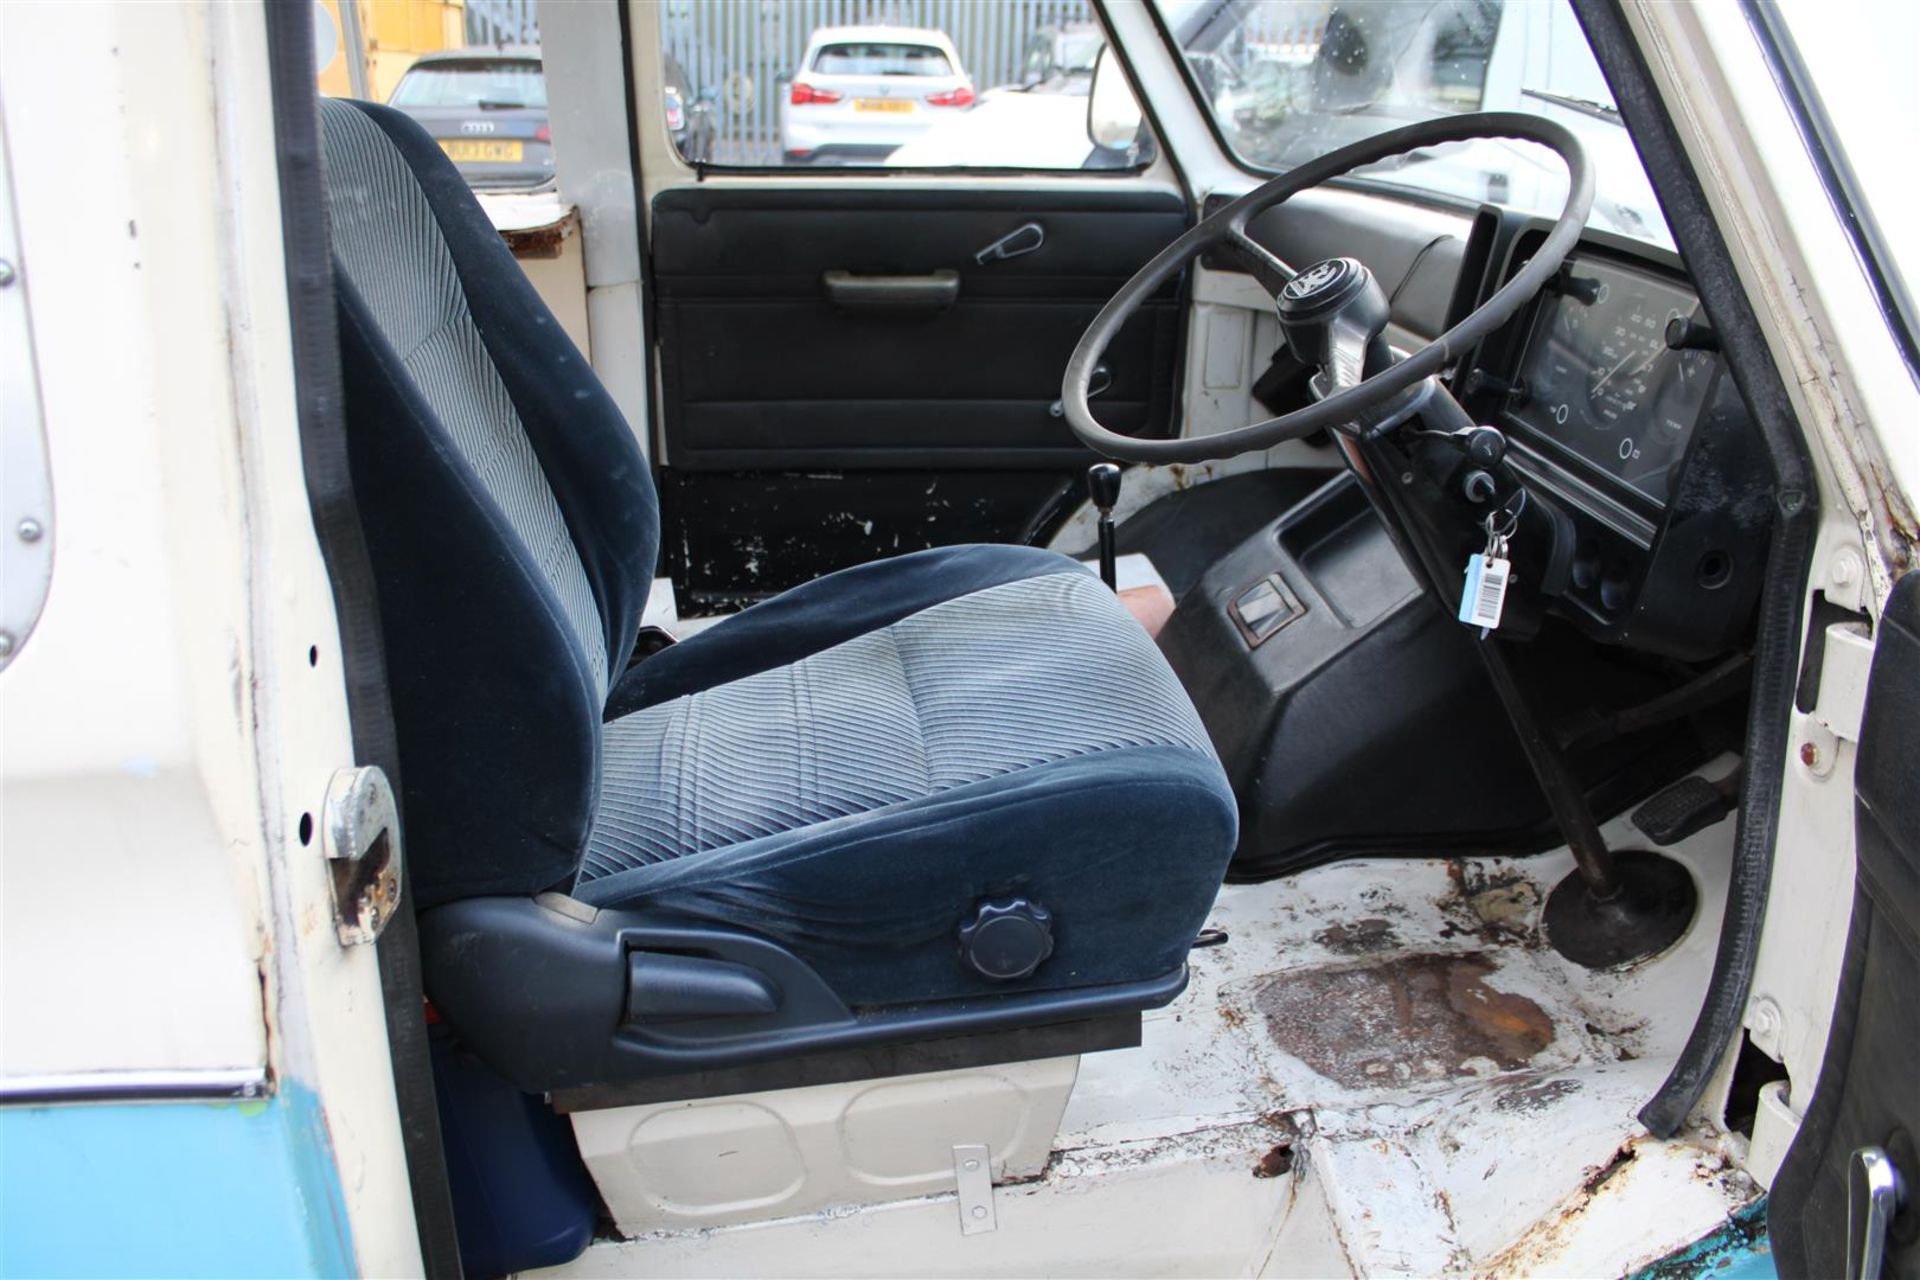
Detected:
[{"left": 1459, "top": 553, "right": 1510, "bottom": 632}]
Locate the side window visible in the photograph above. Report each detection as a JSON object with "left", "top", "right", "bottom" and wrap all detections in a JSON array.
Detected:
[
  {"left": 657, "top": 1, "right": 1154, "bottom": 171},
  {"left": 314, "top": 0, "right": 553, "bottom": 192},
  {"left": 1157, "top": 0, "right": 1673, "bottom": 249}
]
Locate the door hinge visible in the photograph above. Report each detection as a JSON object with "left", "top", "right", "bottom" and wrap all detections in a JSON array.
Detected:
[
  {"left": 1801, "top": 621, "right": 1874, "bottom": 779},
  {"left": 321, "top": 766, "right": 402, "bottom": 946}
]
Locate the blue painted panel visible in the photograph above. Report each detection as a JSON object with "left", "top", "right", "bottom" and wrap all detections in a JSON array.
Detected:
[
  {"left": 1631, "top": 1199, "right": 1776, "bottom": 1280},
  {"left": 0, "top": 1085, "right": 355, "bottom": 1278}
]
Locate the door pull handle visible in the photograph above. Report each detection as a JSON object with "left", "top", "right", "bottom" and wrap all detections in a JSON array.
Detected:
[{"left": 822, "top": 269, "right": 960, "bottom": 310}]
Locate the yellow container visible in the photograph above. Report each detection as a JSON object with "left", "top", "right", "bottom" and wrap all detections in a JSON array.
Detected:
[{"left": 316, "top": 0, "right": 470, "bottom": 103}]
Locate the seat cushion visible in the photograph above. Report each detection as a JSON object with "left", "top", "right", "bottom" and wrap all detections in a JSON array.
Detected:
[{"left": 574, "top": 547, "right": 1237, "bottom": 1007}]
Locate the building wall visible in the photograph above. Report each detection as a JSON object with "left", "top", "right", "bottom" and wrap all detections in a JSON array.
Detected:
[{"left": 317, "top": 0, "right": 468, "bottom": 103}]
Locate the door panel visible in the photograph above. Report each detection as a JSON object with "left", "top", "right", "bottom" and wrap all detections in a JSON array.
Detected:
[
  {"left": 651, "top": 187, "right": 1188, "bottom": 604},
  {"left": 1770, "top": 570, "right": 1920, "bottom": 1280}
]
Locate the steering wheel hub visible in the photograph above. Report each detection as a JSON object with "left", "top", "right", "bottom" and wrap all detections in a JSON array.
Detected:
[{"left": 1279, "top": 257, "right": 1363, "bottom": 310}]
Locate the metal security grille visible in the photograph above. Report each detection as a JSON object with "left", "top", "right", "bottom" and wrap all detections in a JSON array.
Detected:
[
  {"left": 661, "top": 0, "right": 1093, "bottom": 164},
  {"left": 465, "top": 0, "right": 539, "bottom": 46}
]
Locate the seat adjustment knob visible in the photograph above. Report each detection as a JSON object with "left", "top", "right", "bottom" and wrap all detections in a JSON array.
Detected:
[{"left": 957, "top": 898, "right": 1055, "bottom": 980}]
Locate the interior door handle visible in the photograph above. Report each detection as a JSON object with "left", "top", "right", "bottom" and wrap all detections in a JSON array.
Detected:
[
  {"left": 822, "top": 269, "right": 960, "bottom": 311},
  {"left": 975, "top": 222, "right": 1044, "bottom": 264},
  {"left": 1051, "top": 363, "right": 1110, "bottom": 418}
]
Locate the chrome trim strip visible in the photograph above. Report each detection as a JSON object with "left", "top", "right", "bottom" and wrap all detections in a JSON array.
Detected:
[
  {"left": 1506, "top": 439, "right": 1658, "bottom": 549},
  {"left": 0, "top": 1067, "right": 270, "bottom": 1106}
]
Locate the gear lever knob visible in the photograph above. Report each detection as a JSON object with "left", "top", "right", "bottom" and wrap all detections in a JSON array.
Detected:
[
  {"left": 1087, "top": 463, "right": 1122, "bottom": 513},
  {"left": 1087, "top": 464, "right": 1122, "bottom": 591}
]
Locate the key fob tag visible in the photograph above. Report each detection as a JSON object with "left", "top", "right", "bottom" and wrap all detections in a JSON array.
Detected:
[{"left": 1459, "top": 552, "right": 1510, "bottom": 635}]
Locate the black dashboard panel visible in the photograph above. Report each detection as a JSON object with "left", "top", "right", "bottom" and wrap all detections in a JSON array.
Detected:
[{"left": 1454, "top": 220, "right": 1774, "bottom": 662}]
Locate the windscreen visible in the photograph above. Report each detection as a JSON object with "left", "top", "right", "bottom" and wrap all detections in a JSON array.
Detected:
[
  {"left": 812, "top": 43, "right": 955, "bottom": 76},
  {"left": 388, "top": 61, "right": 548, "bottom": 109},
  {"left": 1153, "top": 0, "right": 1672, "bottom": 249}
]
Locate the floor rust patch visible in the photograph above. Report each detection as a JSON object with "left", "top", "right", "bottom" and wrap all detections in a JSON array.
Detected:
[
  {"left": 1493, "top": 1076, "right": 1583, "bottom": 1115},
  {"left": 1252, "top": 1143, "right": 1295, "bottom": 1178},
  {"left": 1253, "top": 952, "right": 1556, "bottom": 1088},
  {"left": 1439, "top": 863, "right": 1543, "bottom": 945},
  {"left": 1314, "top": 917, "right": 1401, "bottom": 955}
]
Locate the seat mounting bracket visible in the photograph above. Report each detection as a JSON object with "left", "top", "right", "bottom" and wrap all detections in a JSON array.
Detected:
[{"left": 953, "top": 1143, "right": 997, "bottom": 1236}]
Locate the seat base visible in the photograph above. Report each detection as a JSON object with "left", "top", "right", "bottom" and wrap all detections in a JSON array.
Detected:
[
  {"left": 573, "top": 1055, "right": 1081, "bottom": 1236},
  {"left": 551, "top": 1012, "right": 1140, "bottom": 1112},
  {"left": 420, "top": 893, "right": 1188, "bottom": 1095}
]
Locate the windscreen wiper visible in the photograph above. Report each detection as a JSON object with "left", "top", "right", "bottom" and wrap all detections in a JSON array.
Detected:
[{"left": 1521, "top": 88, "right": 1621, "bottom": 125}]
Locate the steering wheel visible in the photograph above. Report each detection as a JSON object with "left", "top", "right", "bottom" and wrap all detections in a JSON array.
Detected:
[{"left": 1063, "top": 112, "right": 1595, "bottom": 463}]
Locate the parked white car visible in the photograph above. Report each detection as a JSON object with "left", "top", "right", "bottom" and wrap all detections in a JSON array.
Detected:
[
  {"left": 778, "top": 26, "right": 973, "bottom": 165},
  {"left": 888, "top": 88, "right": 1095, "bottom": 169}
]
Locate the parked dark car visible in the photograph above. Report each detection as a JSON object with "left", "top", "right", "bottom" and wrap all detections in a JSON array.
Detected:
[
  {"left": 389, "top": 48, "right": 715, "bottom": 183},
  {"left": 664, "top": 53, "right": 717, "bottom": 164},
  {"left": 1016, "top": 23, "right": 1104, "bottom": 93},
  {"left": 388, "top": 48, "right": 554, "bottom": 189}
]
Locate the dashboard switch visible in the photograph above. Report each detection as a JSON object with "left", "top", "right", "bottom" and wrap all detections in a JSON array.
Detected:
[
  {"left": 1465, "top": 426, "right": 1508, "bottom": 466},
  {"left": 1230, "top": 575, "right": 1305, "bottom": 647},
  {"left": 1665, "top": 315, "right": 1719, "bottom": 351},
  {"left": 1599, "top": 565, "right": 1634, "bottom": 615},
  {"left": 1549, "top": 269, "right": 1603, "bottom": 305},
  {"left": 1571, "top": 543, "right": 1600, "bottom": 592},
  {"left": 1462, "top": 370, "right": 1528, "bottom": 407}
]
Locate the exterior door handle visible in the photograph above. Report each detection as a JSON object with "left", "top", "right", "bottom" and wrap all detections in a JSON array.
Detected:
[
  {"left": 1848, "top": 1146, "right": 1909, "bottom": 1280},
  {"left": 822, "top": 269, "right": 960, "bottom": 310}
]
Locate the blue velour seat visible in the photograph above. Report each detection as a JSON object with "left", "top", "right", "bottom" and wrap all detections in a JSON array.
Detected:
[{"left": 319, "top": 99, "right": 1237, "bottom": 1091}]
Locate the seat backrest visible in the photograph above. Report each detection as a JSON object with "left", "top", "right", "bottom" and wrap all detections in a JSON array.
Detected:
[{"left": 319, "top": 98, "right": 658, "bottom": 907}]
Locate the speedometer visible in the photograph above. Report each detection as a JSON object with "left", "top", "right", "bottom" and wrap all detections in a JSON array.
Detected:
[{"left": 1583, "top": 295, "right": 1670, "bottom": 430}]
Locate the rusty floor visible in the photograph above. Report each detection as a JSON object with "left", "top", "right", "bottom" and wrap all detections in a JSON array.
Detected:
[
  {"left": 1251, "top": 951, "right": 1558, "bottom": 1089},
  {"left": 555, "top": 762, "right": 1758, "bottom": 1280},
  {"left": 1052, "top": 756, "right": 1759, "bottom": 1275}
]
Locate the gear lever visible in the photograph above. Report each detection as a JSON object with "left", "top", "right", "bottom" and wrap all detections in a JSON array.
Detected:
[{"left": 1087, "top": 463, "right": 1122, "bottom": 591}]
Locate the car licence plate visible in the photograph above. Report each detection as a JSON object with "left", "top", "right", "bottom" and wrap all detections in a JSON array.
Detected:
[
  {"left": 854, "top": 98, "right": 913, "bottom": 113},
  {"left": 438, "top": 139, "right": 524, "bottom": 162}
]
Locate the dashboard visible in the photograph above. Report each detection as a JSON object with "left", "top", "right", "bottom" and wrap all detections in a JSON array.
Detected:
[{"left": 1446, "top": 220, "right": 1773, "bottom": 662}]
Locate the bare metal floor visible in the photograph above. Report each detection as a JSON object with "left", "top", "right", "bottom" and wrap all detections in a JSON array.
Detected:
[{"left": 545, "top": 759, "right": 1757, "bottom": 1278}]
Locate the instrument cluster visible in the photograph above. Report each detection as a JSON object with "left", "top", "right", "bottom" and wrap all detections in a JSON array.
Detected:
[
  {"left": 1451, "top": 226, "right": 1772, "bottom": 662},
  {"left": 1507, "top": 258, "right": 1720, "bottom": 508}
]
